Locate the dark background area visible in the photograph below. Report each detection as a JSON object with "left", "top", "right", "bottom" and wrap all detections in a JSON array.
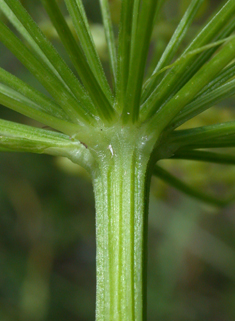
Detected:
[{"left": 1, "top": 0, "right": 235, "bottom": 320}]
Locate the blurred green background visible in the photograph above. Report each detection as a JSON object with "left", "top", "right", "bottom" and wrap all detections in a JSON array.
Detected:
[{"left": 1, "top": 0, "right": 235, "bottom": 320}]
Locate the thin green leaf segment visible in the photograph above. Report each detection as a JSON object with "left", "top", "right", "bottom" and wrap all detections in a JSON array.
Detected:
[
  {"left": 0, "top": 0, "right": 98, "bottom": 121},
  {"left": 0, "top": 118, "right": 95, "bottom": 170},
  {"left": 142, "top": 0, "right": 205, "bottom": 102},
  {"left": 0, "top": 84, "right": 71, "bottom": 133},
  {"left": 130, "top": 0, "right": 141, "bottom": 59},
  {"left": 172, "top": 150, "right": 235, "bottom": 165},
  {"left": 122, "top": 0, "right": 159, "bottom": 123},
  {"left": 41, "top": 0, "right": 116, "bottom": 122},
  {"left": 0, "top": 118, "right": 73, "bottom": 150},
  {"left": 153, "top": 165, "right": 233, "bottom": 207},
  {"left": 1, "top": 0, "right": 235, "bottom": 320},
  {"left": 170, "top": 121, "right": 235, "bottom": 149},
  {"left": 0, "top": 20, "right": 95, "bottom": 124},
  {"left": 169, "top": 16, "right": 235, "bottom": 99},
  {"left": 0, "top": 67, "right": 70, "bottom": 121},
  {"left": 195, "top": 60, "right": 235, "bottom": 97},
  {"left": 141, "top": 0, "right": 235, "bottom": 120},
  {"left": 143, "top": 35, "right": 235, "bottom": 100},
  {"left": 145, "top": 36, "right": 235, "bottom": 136},
  {"left": 170, "top": 78, "right": 235, "bottom": 129},
  {"left": 99, "top": 0, "right": 117, "bottom": 87},
  {"left": 164, "top": 17, "right": 235, "bottom": 108},
  {"left": 64, "top": 0, "right": 114, "bottom": 104},
  {"left": 116, "top": 0, "right": 134, "bottom": 110}
]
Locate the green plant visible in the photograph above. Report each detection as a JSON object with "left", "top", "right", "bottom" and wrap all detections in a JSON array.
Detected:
[{"left": 1, "top": 0, "right": 235, "bottom": 319}]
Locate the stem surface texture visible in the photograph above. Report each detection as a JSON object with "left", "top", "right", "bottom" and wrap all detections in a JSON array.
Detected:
[{"left": 93, "top": 132, "right": 152, "bottom": 321}]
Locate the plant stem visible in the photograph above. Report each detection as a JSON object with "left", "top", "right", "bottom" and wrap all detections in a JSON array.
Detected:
[{"left": 93, "top": 139, "right": 152, "bottom": 321}]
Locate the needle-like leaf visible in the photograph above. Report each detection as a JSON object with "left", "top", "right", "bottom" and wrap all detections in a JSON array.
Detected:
[
  {"left": 0, "top": 119, "right": 73, "bottom": 148},
  {"left": 41, "top": 0, "right": 116, "bottom": 122},
  {"left": 195, "top": 60, "right": 235, "bottom": 98},
  {"left": 64, "top": 0, "right": 113, "bottom": 104},
  {"left": 0, "top": 0, "right": 98, "bottom": 120},
  {"left": 153, "top": 164, "right": 232, "bottom": 207},
  {"left": 169, "top": 17, "right": 235, "bottom": 100},
  {"left": 122, "top": 0, "right": 158, "bottom": 123},
  {"left": 170, "top": 78, "right": 235, "bottom": 129},
  {"left": 116, "top": 0, "right": 134, "bottom": 109},
  {"left": 130, "top": 0, "right": 141, "bottom": 62},
  {"left": 182, "top": 140, "right": 235, "bottom": 148},
  {"left": 0, "top": 67, "right": 70, "bottom": 121},
  {"left": 142, "top": 0, "right": 205, "bottom": 102},
  {"left": 141, "top": 0, "right": 235, "bottom": 120},
  {"left": 146, "top": 36, "right": 235, "bottom": 135},
  {"left": 99, "top": 0, "right": 117, "bottom": 87},
  {"left": 170, "top": 121, "right": 235, "bottom": 149},
  {"left": 0, "top": 84, "right": 79, "bottom": 135},
  {"left": 0, "top": 20, "right": 96, "bottom": 124},
  {"left": 143, "top": 36, "right": 235, "bottom": 104},
  {"left": 0, "top": 119, "right": 95, "bottom": 169},
  {"left": 172, "top": 150, "right": 235, "bottom": 165}
]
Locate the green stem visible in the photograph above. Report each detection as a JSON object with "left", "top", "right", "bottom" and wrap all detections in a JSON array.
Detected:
[{"left": 93, "top": 142, "right": 151, "bottom": 321}]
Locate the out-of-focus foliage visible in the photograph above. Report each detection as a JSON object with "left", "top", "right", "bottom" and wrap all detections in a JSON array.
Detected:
[{"left": 0, "top": 0, "right": 235, "bottom": 320}]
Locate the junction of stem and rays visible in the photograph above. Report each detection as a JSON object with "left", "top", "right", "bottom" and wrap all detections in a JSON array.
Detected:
[
  {"left": 1, "top": 0, "right": 235, "bottom": 320},
  {"left": 1, "top": 0, "right": 235, "bottom": 186}
]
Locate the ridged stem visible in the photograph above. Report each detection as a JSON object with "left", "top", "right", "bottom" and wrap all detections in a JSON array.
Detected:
[{"left": 93, "top": 141, "right": 151, "bottom": 321}]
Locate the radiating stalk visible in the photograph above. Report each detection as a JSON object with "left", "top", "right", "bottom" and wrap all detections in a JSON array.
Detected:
[
  {"left": 153, "top": 164, "right": 229, "bottom": 207},
  {"left": 116, "top": 0, "right": 134, "bottom": 110},
  {"left": 99, "top": 0, "right": 117, "bottom": 87},
  {"left": 93, "top": 140, "right": 152, "bottom": 321},
  {"left": 172, "top": 150, "right": 235, "bottom": 165},
  {"left": 142, "top": 0, "right": 204, "bottom": 102}
]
